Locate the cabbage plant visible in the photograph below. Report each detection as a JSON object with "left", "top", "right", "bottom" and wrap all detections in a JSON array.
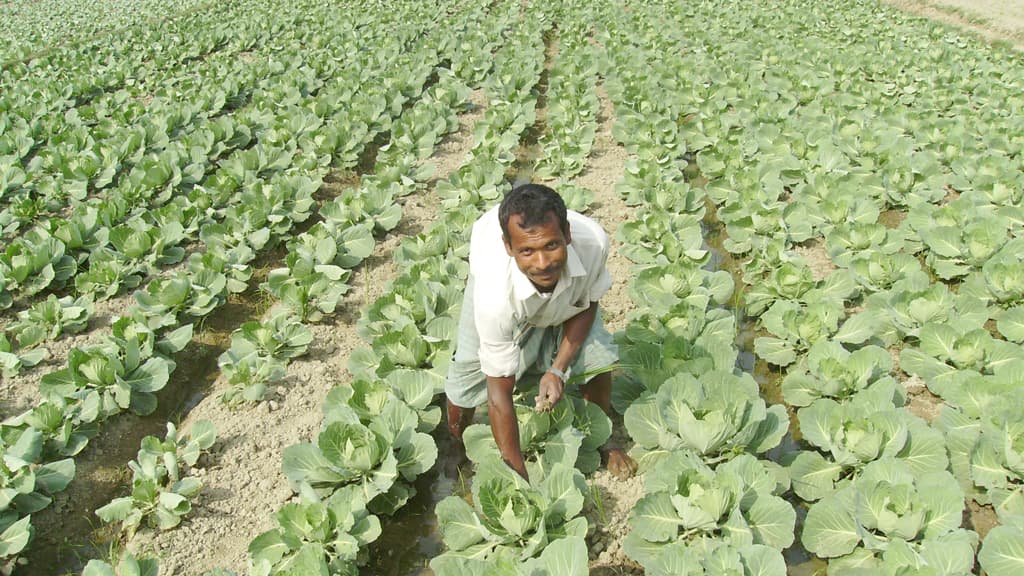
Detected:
[
  {"left": 900, "top": 320, "right": 1024, "bottom": 398},
  {"left": 626, "top": 263, "right": 734, "bottom": 318},
  {"left": 781, "top": 341, "right": 899, "bottom": 407},
  {"left": 263, "top": 223, "right": 374, "bottom": 321},
  {"left": 753, "top": 300, "right": 844, "bottom": 367},
  {"left": 133, "top": 270, "right": 227, "bottom": 330},
  {"left": 0, "top": 333, "right": 45, "bottom": 379},
  {"left": 430, "top": 460, "right": 588, "bottom": 572},
  {"left": 222, "top": 312, "right": 312, "bottom": 364},
  {"left": 965, "top": 238, "right": 1024, "bottom": 308},
  {"left": 248, "top": 485, "right": 380, "bottom": 576},
  {"left": 848, "top": 250, "right": 926, "bottom": 294},
  {"left": 802, "top": 459, "right": 976, "bottom": 573},
  {"left": 74, "top": 248, "right": 145, "bottom": 301},
  {"left": 913, "top": 202, "right": 1010, "bottom": 280},
  {"left": 978, "top": 515, "right": 1024, "bottom": 576},
  {"left": 39, "top": 341, "right": 173, "bottom": 423},
  {"left": 616, "top": 211, "right": 707, "bottom": 266},
  {"left": 623, "top": 453, "right": 794, "bottom": 574},
  {"left": 0, "top": 426, "right": 75, "bottom": 557},
  {"left": 934, "top": 376, "right": 1024, "bottom": 519},
  {"left": 96, "top": 421, "right": 216, "bottom": 534},
  {"left": 82, "top": 551, "right": 158, "bottom": 576},
  {"left": 861, "top": 274, "right": 989, "bottom": 345},
  {"left": 788, "top": 385, "right": 947, "bottom": 502},
  {"left": 282, "top": 380, "right": 436, "bottom": 514},
  {"left": 0, "top": 227, "right": 76, "bottom": 305},
  {"left": 461, "top": 396, "right": 611, "bottom": 477},
  {"left": 743, "top": 259, "right": 857, "bottom": 319},
  {"left": 624, "top": 371, "right": 788, "bottom": 472},
  {"left": 6, "top": 294, "right": 93, "bottom": 349}
]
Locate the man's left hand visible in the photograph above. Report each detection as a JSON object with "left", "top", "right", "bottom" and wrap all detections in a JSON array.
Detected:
[{"left": 535, "top": 371, "right": 564, "bottom": 412}]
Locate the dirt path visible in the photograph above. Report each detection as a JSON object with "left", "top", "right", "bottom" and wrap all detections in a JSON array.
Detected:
[
  {"left": 886, "top": 0, "right": 1024, "bottom": 47},
  {"left": 565, "top": 83, "right": 643, "bottom": 575}
]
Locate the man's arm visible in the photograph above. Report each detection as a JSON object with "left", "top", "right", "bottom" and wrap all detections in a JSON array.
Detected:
[
  {"left": 487, "top": 374, "right": 529, "bottom": 480},
  {"left": 536, "top": 301, "right": 599, "bottom": 411}
]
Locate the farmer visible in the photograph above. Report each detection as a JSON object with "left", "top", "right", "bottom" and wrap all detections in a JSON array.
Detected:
[{"left": 445, "top": 183, "right": 636, "bottom": 481}]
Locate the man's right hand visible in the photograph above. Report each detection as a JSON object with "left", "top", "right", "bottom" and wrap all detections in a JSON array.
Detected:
[{"left": 535, "top": 370, "right": 565, "bottom": 412}]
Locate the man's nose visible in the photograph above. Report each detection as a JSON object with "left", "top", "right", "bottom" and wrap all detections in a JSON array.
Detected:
[{"left": 536, "top": 251, "right": 550, "bottom": 269}]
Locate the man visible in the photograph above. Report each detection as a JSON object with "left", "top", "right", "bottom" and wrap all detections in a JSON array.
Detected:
[{"left": 445, "top": 183, "right": 636, "bottom": 481}]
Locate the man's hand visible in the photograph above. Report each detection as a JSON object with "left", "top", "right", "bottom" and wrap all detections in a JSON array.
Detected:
[
  {"left": 535, "top": 371, "right": 564, "bottom": 412},
  {"left": 487, "top": 375, "right": 529, "bottom": 481}
]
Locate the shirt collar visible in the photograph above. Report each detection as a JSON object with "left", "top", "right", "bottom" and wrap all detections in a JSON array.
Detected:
[{"left": 510, "top": 244, "right": 587, "bottom": 302}]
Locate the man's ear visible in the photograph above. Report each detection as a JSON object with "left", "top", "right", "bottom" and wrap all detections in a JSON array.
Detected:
[
  {"left": 503, "top": 234, "right": 513, "bottom": 257},
  {"left": 563, "top": 222, "right": 572, "bottom": 245}
]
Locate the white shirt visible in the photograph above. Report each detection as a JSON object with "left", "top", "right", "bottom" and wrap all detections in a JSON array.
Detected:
[{"left": 468, "top": 205, "right": 613, "bottom": 378}]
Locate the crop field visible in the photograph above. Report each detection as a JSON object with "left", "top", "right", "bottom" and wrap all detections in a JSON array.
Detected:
[{"left": 1, "top": 0, "right": 1023, "bottom": 574}]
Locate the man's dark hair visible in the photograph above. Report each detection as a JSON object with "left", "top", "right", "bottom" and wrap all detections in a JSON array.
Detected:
[{"left": 498, "top": 183, "right": 568, "bottom": 241}]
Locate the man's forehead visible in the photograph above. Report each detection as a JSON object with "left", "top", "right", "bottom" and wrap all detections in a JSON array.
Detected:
[{"left": 509, "top": 210, "right": 560, "bottom": 229}]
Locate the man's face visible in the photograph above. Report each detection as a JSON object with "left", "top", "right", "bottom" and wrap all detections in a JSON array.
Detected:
[{"left": 503, "top": 211, "right": 571, "bottom": 293}]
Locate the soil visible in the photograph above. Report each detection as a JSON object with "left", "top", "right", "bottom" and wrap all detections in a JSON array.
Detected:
[
  {"left": 567, "top": 81, "right": 641, "bottom": 574},
  {"left": 791, "top": 240, "right": 835, "bottom": 283},
  {"left": 886, "top": 0, "right": 1024, "bottom": 47}
]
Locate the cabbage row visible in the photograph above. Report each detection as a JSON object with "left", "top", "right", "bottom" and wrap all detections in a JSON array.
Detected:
[
  {"left": 0, "top": 0, "right": 457, "bottom": 569},
  {"left": 0, "top": 0, "right": 425, "bottom": 370},
  {"left": 0, "top": 0, "right": 413, "bottom": 316},
  {"left": 599, "top": 0, "right": 1023, "bottom": 573},
  {"left": 401, "top": 5, "right": 601, "bottom": 573},
  {"left": 1, "top": 0, "right": 301, "bottom": 224},
  {"left": 150, "top": 1, "right": 566, "bottom": 573},
  {"left": 0, "top": 0, "right": 216, "bottom": 62}
]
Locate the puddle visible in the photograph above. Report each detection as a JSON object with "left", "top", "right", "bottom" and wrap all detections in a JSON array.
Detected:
[
  {"left": 363, "top": 422, "right": 473, "bottom": 576},
  {"left": 700, "top": 176, "right": 822, "bottom": 574}
]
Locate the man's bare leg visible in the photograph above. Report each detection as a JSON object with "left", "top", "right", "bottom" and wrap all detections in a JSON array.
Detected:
[
  {"left": 580, "top": 372, "right": 638, "bottom": 479},
  {"left": 447, "top": 398, "right": 475, "bottom": 442}
]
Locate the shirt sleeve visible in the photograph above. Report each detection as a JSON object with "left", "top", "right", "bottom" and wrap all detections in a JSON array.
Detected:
[{"left": 474, "top": 278, "right": 520, "bottom": 378}]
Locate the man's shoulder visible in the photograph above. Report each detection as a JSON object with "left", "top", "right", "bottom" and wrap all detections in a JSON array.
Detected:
[{"left": 567, "top": 210, "right": 609, "bottom": 252}]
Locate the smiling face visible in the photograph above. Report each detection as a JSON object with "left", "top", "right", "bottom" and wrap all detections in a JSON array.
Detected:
[{"left": 503, "top": 210, "right": 571, "bottom": 293}]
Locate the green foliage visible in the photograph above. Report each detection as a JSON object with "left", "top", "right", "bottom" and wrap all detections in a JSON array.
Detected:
[
  {"left": 788, "top": 384, "right": 946, "bottom": 502},
  {"left": 95, "top": 421, "right": 216, "bottom": 534},
  {"left": 624, "top": 371, "right": 788, "bottom": 472},
  {"left": 623, "top": 453, "right": 793, "bottom": 573},
  {"left": 248, "top": 486, "right": 380, "bottom": 576},
  {"left": 82, "top": 550, "right": 159, "bottom": 576},
  {"left": 0, "top": 333, "right": 46, "bottom": 379},
  {"left": 431, "top": 461, "right": 589, "bottom": 570},
  {"left": 781, "top": 341, "right": 898, "bottom": 407},
  {"left": 801, "top": 459, "right": 975, "bottom": 571},
  {"left": 39, "top": 336, "right": 173, "bottom": 423},
  {"left": 6, "top": 294, "right": 93, "bottom": 349},
  {"left": 282, "top": 379, "right": 437, "bottom": 514},
  {"left": 0, "top": 425, "right": 75, "bottom": 559},
  {"left": 934, "top": 375, "right": 1024, "bottom": 517},
  {"left": 979, "top": 515, "right": 1024, "bottom": 576},
  {"left": 462, "top": 397, "right": 611, "bottom": 477}
]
